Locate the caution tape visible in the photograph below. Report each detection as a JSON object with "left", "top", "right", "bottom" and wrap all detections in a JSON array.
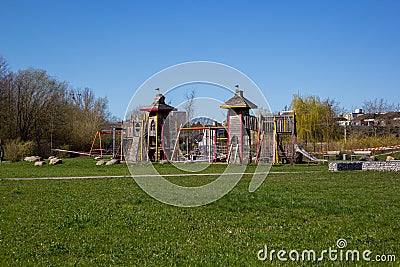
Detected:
[{"left": 309, "top": 144, "right": 400, "bottom": 155}]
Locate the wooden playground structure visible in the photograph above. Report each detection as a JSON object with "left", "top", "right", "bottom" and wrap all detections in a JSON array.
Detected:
[{"left": 121, "top": 89, "right": 310, "bottom": 164}]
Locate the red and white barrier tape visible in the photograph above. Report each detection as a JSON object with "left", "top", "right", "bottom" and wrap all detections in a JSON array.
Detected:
[{"left": 309, "top": 144, "right": 400, "bottom": 155}]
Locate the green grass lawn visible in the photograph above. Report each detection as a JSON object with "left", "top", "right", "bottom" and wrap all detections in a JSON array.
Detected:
[
  {"left": 0, "top": 159, "right": 399, "bottom": 266},
  {"left": 0, "top": 157, "right": 131, "bottom": 178},
  {"left": 0, "top": 157, "right": 327, "bottom": 179}
]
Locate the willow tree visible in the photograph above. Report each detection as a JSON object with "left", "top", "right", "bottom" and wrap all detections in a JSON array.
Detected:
[{"left": 291, "top": 94, "right": 339, "bottom": 150}]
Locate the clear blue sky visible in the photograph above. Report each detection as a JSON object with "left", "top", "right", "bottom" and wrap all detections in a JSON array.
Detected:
[{"left": 1, "top": 0, "right": 399, "bottom": 118}]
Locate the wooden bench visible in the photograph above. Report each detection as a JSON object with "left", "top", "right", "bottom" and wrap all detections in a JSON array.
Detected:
[
  {"left": 351, "top": 150, "right": 372, "bottom": 161},
  {"left": 324, "top": 151, "right": 341, "bottom": 160}
]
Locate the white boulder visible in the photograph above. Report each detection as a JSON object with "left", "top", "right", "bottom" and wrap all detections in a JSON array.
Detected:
[
  {"left": 105, "top": 159, "right": 120, "bottom": 165},
  {"left": 49, "top": 157, "right": 62, "bottom": 165},
  {"left": 24, "top": 156, "right": 41, "bottom": 162},
  {"left": 386, "top": 156, "right": 395, "bottom": 161},
  {"left": 96, "top": 160, "right": 106, "bottom": 166}
]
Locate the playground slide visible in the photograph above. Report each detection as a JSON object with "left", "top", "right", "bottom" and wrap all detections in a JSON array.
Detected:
[{"left": 294, "top": 144, "right": 327, "bottom": 163}]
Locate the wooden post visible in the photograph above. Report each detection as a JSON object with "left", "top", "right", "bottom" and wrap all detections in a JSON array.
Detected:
[
  {"left": 99, "top": 132, "right": 103, "bottom": 157},
  {"left": 213, "top": 127, "right": 217, "bottom": 163},
  {"left": 155, "top": 113, "right": 158, "bottom": 161},
  {"left": 274, "top": 119, "right": 278, "bottom": 164}
]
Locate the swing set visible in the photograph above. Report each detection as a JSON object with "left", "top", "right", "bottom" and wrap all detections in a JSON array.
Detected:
[{"left": 89, "top": 127, "right": 124, "bottom": 158}]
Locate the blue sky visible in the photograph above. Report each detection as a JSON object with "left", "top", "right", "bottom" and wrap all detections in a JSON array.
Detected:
[{"left": 1, "top": 0, "right": 399, "bottom": 118}]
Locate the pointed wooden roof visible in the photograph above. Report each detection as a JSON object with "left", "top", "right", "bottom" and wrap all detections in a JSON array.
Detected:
[
  {"left": 220, "top": 89, "right": 257, "bottom": 109},
  {"left": 140, "top": 94, "right": 176, "bottom": 113}
]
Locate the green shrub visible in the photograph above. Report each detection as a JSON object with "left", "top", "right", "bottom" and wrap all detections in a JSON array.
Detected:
[
  {"left": 4, "top": 139, "right": 20, "bottom": 162},
  {"left": 342, "top": 135, "right": 399, "bottom": 150},
  {"left": 3, "top": 138, "right": 35, "bottom": 162},
  {"left": 18, "top": 140, "right": 35, "bottom": 159}
]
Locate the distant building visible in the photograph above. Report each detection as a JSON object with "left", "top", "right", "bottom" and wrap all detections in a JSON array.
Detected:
[
  {"left": 351, "top": 111, "right": 400, "bottom": 126},
  {"left": 336, "top": 117, "right": 350, "bottom": 127},
  {"left": 337, "top": 109, "right": 364, "bottom": 126},
  {"left": 337, "top": 109, "right": 400, "bottom": 127}
]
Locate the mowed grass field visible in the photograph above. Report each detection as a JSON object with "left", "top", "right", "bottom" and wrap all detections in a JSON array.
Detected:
[{"left": 0, "top": 158, "right": 399, "bottom": 266}]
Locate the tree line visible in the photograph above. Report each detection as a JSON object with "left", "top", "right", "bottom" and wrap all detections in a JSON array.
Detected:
[{"left": 0, "top": 56, "right": 113, "bottom": 160}]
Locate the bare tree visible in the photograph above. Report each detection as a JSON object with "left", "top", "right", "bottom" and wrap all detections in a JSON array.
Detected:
[
  {"left": 64, "top": 87, "right": 111, "bottom": 151},
  {"left": 0, "top": 56, "right": 11, "bottom": 139},
  {"left": 0, "top": 56, "right": 9, "bottom": 78},
  {"left": 126, "top": 105, "right": 146, "bottom": 122},
  {"left": 182, "top": 88, "right": 196, "bottom": 156},
  {"left": 362, "top": 98, "right": 396, "bottom": 114},
  {"left": 183, "top": 88, "right": 196, "bottom": 126}
]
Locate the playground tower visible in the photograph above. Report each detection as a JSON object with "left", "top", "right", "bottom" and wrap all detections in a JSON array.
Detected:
[
  {"left": 221, "top": 89, "right": 258, "bottom": 163},
  {"left": 140, "top": 93, "right": 176, "bottom": 161}
]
